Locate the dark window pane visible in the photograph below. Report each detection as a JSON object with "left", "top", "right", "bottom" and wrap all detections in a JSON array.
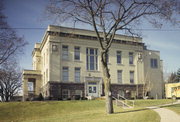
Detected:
[
  {"left": 117, "top": 51, "right": 121, "bottom": 64},
  {"left": 90, "top": 48, "right": 94, "bottom": 55},
  {"left": 129, "top": 52, "right": 133, "bottom": 64}
]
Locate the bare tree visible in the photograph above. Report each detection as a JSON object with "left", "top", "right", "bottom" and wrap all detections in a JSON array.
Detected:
[
  {"left": 167, "top": 72, "right": 178, "bottom": 83},
  {"left": 142, "top": 71, "right": 153, "bottom": 98},
  {"left": 46, "top": 0, "right": 180, "bottom": 114},
  {"left": 0, "top": 1, "right": 27, "bottom": 65},
  {"left": 0, "top": 61, "right": 21, "bottom": 102}
]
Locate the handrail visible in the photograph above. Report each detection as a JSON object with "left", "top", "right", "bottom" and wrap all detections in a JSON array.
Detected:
[{"left": 113, "top": 94, "right": 135, "bottom": 108}]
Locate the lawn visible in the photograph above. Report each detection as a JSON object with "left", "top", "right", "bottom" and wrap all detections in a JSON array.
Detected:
[
  {"left": 0, "top": 99, "right": 172, "bottom": 122},
  {"left": 164, "top": 104, "right": 180, "bottom": 115}
]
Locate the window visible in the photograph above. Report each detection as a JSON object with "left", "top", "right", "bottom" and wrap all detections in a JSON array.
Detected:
[
  {"left": 62, "top": 45, "right": 68, "bottom": 60},
  {"left": 62, "top": 67, "right": 69, "bottom": 82},
  {"left": 28, "top": 82, "right": 34, "bottom": 92},
  {"left": 129, "top": 52, "right": 134, "bottom": 64},
  {"left": 75, "top": 67, "right": 81, "bottom": 82},
  {"left": 86, "top": 48, "right": 98, "bottom": 70},
  {"left": 151, "top": 58, "right": 158, "bottom": 68},
  {"left": 89, "top": 86, "right": 97, "bottom": 93},
  {"left": 74, "top": 46, "right": 80, "bottom": 60},
  {"left": 117, "top": 51, "right": 121, "bottom": 64},
  {"left": 117, "top": 70, "right": 122, "bottom": 84},
  {"left": 27, "top": 79, "right": 35, "bottom": 93},
  {"left": 62, "top": 89, "right": 70, "bottom": 99},
  {"left": 130, "top": 71, "right": 134, "bottom": 84}
]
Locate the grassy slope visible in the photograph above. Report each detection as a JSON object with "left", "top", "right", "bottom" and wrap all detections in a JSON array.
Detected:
[{"left": 0, "top": 99, "right": 172, "bottom": 122}]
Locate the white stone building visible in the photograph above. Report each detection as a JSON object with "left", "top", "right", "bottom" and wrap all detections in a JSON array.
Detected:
[{"left": 22, "top": 25, "right": 164, "bottom": 100}]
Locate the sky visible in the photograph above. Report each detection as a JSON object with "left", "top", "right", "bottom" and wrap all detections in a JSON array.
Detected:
[{"left": 3, "top": 0, "right": 180, "bottom": 75}]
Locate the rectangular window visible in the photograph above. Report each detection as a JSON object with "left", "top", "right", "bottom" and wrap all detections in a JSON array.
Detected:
[
  {"left": 117, "top": 51, "right": 121, "bottom": 64},
  {"left": 74, "top": 46, "right": 80, "bottom": 60},
  {"left": 62, "top": 67, "right": 69, "bottom": 82},
  {"left": 86, "top": 48, "right": 98, "bottom": 70},
  {"left": 75, "top": 67, "right": 81, "bottom": 82},
  {"left": 62, "top": 89, "right": 70, "bottom": 99},
  {"left": 129, "top": 52, "right": 134, "bottom": 64},
  {"left": 62, "top": 45, "right": 68, "bottom": 60},
  {"left": 130, "top": 71, "right": 134, "bottom": 84},
  {"left": 117, "top": 70, "right": 122, "bottom": 84},
  {"left": 151, "top": 58, "right": 158, "bottom": 68},
  {"left": 28, "top": 82, "right": 34, "bottom": 92},
  {"left": 27, "top": 79, "right": 35, "bottom": 93}
]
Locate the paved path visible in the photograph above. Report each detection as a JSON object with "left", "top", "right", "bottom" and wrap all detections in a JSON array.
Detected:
[
  {"left": 147, "top": 101, "right": 180, "bottom": 122},
  {"left": 152, "top": 107, "right": 180, "bottom": 122}
]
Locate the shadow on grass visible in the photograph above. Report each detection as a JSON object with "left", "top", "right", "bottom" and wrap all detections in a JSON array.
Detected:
[{"left": 114, "top": 108, "right": 149, "bottom": 114}]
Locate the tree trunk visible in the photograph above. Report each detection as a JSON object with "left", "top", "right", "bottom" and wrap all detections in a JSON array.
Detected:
[{"left": 101, "top": 51, "right": 114, "bottom": 114}]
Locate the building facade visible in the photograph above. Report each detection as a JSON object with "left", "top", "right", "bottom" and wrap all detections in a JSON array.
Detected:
[{"left": 22, "top": 25, "right": 164, "bottom": 101}]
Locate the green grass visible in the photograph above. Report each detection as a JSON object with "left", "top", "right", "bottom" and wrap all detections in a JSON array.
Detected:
[
  {"left": 0, "top": 99, "right": 172, "bottom": 122},
  {"left": 164, "top": 104, "right": 180, "bottom": 115},
  {"left": 134, "top": 99, "right": 173, "bottom": 107}
]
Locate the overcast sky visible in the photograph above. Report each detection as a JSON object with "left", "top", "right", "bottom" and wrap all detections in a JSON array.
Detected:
[{"left": 3, "top": 0, "right": 180, "bottom": 74}]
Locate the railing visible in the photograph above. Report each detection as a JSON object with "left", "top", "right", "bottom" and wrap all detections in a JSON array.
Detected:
[{"left": 112, "top": 94, "right": 134, "bottom": 109}]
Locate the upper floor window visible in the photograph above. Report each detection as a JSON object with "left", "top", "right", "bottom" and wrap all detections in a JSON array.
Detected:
[
  {"left": 75, "top": 67, "right": 81, "bottom": 82},
  {"left": 86, "top": 48, "right": 98, "bottom": 71},
  {"left": 129, "top": 52, "right": 134, "bottom": 64},
  {"left": 151, "top": 58, "right": 158, "bottom": 68},
  {"left": 117, "top": 70, "right": 122, "bottom": 84},
  {"left": 62, "top": 45, "right": 68, "bottom": 60},
  {"left": 130, "top": 71, "right": 134, "bottom": 84},
  {"left": 74, "top": 46, "right": 80, "bottom": 60},
  {"left": 62, "top": 67, "right": 69, "bottom": 82},
  {"left": 117, "top": 51, "right": 122, "bottom": 64}
]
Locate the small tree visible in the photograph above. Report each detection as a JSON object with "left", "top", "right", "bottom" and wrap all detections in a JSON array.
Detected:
[
  {"left": 177, "top": 68, "right": 180, "bottom": 82},
  {"left": 142, "top": 71, "right": 153, "bottom": 98},
  {"left": 0, "top": 61, "right": 21, "bottom": 102},
  {"left": 46, "top": 0, "right": 180, "bottom": 114},
  {"left": 167, "top": 72, "right": 178, "bottom": 83}
]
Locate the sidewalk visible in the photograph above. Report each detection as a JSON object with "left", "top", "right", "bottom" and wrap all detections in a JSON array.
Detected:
[{"left": 147, "top": 100, "right": 180, "bottom": 122}]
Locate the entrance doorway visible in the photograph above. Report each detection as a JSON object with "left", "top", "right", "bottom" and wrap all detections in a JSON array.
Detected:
[{"left": 87, "top": 82, "right": 99, "bottom": 97}]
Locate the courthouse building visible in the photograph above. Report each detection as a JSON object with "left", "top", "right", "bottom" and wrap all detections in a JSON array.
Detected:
[{"left": 22, "top": 25, "right": 164, "bottom": 100}]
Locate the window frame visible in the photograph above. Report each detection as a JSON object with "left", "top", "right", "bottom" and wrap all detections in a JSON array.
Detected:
[
  {"left": 150, "top": 58, "right": 158, "bottom": 68},
  {"left": 129, "top": 52, "right": 134, "bottom": 65},
  {"left": 117, "top": 70, "right": 123, "bottom": 84},
  {"left": 130, "top": 71, "right": 134, "bottom": 84},
  {"left": 75, "top": 67, "right": 81, "bottom": 82},
  {"left": 62, "top": 89, "right": 70, "bottom": 99},
  {"left": 62, "top": 45, "right": 69, "bottom": 60},
  {"left": 116, "top": 51, "right": 122, "bottom": 64},
  {"left": 74, "top": 46, "right": 80, "bottom": 61},
  {"left": 86, "top": 48, "right": 98, "bottom": 71},
  {"left": 62, "top": 67, "right": 69, "bottom": 82}
]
